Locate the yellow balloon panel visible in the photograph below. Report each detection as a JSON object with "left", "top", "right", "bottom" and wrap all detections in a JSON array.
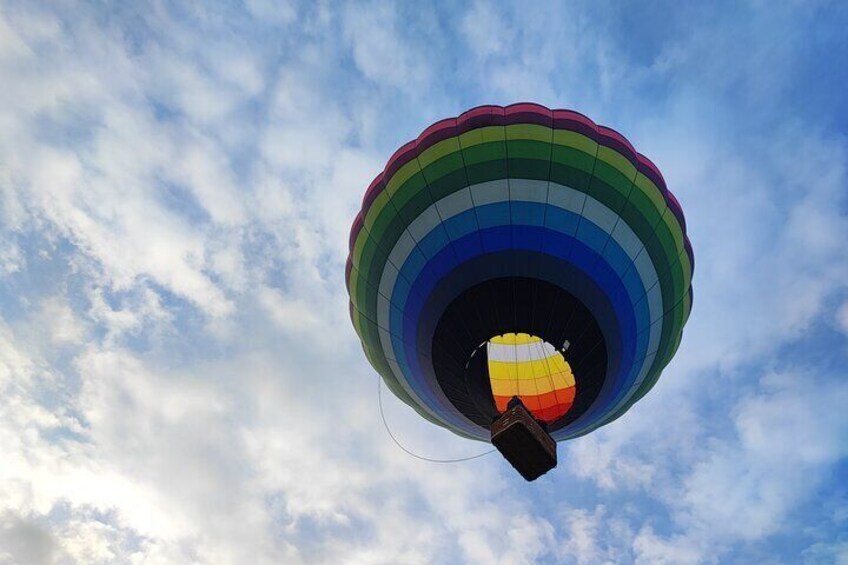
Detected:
[{"left": 487, "top": 333, "right": 577, "bottom": 423}]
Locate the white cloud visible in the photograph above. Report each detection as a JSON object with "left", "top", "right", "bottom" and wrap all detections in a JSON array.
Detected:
[
  {"left": 0, "top": 1, "right": 846, "bottom": 563},
  {"left": 0, "top": 237, "right": 23, "bottom": 275},
  {"left": 342, "top": 2, "right": 432, "bottom": 92},
  {"left": 836, "top": 301, "right": 848, "bottom": 336},
  {"left": 638, "top": 103, "right": 848, "bottom": 375},
  {"left": 461, "top": 1, "right": 514, "bottom": 60},
  {"left": 0, "top": 512, "right": 56, "bottom": 565},
  {"left": 0, "top": 7, "right": 241, "bottom": 318},
  {"left": 86, "top": 285, "right": 171, "bottom": 344},
  {"left": 801, "top": 540, "right": 848, "bottom": 564},
  {"left": 257, "top": 284, "right": 320, "bottom": 333},
  {"left": 36, "top": 296, "right": 86, "bottom": 346},
  {"left": 632, "top": 525, "right": 703, "bottom": 565},
  {"left": 556, "top": 505, "right": 628, "bottom": 565},
  {"left": 243, "top": 0, "right": 297, "bottom": 26},
  {"left": 679, "top": 371, "right": 848, "bottom": 542}
]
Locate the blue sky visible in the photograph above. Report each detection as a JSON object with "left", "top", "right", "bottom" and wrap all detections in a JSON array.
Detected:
[{"left": 0, "top": 1, "right": 847, "bottom": 563}]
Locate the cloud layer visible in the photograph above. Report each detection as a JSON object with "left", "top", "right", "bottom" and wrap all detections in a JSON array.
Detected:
[{"left": 1, "top": 1, "right": 846, "bottom": 563}]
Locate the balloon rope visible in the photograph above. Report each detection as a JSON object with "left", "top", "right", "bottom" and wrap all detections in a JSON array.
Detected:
[{"left": 377, "top": 375, "right": 496, "bottom": 464}]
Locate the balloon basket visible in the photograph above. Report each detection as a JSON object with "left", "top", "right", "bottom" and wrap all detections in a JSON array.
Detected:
[{"left": 490, "top": 398, "right": 557, "bottom": 481}]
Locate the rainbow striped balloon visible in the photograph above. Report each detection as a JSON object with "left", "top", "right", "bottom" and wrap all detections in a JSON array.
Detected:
[{"left": 346, "top": 103, "right": 693, "bottom": 442}]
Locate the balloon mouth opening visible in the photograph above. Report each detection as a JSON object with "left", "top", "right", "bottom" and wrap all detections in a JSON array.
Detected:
[
  {"left": 432, "top": 275, "right": 609, "bottom": 435},
  {"left": 485, "top": 332, "right": 577, "bottom": 424}
]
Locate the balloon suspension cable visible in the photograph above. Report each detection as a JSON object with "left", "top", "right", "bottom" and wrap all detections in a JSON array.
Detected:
[{"left": 377, "top": 375, "right": 496, "bottom": 463}]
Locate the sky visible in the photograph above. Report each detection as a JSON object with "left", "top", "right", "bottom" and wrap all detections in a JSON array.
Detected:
[{"left": 0, "top": 1, "right": 847, "bottom": 563}]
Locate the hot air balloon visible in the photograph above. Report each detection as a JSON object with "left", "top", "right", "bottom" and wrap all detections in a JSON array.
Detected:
[{"left": 346, "top": 103, "right": 693, "bottom": 481}]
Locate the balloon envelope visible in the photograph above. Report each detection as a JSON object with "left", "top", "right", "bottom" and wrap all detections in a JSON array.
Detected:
[{"left": 346, "top": 103, "right": 693, "bottom": 442}]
